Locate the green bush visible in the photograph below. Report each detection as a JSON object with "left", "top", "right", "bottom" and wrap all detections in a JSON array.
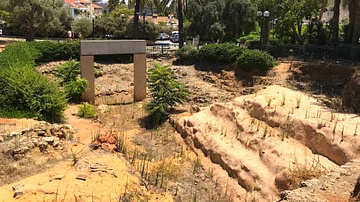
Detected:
[
  {"left": 72, "top": 18, "right": 93, "bottom": 38},
  {"left": 64, "top": 79, "right": 88, "bottom": 102},
  {"left": 0, "top": 41, "right": 80, "bottom": 67},
  {"left": 0, "top": 42, "right": 39, "bottom": 68},
  {"left": 239, "top": 33, "right": 259, "bottom": 44},
  {"left": 54, "top": 60, "right": 88, "bottom": 102},
  {"left": 198, "top": 43, "right": 244, "bottom": 64},
  {"left": 174, "top": 45, "right": 199, "bottom": 61},
  {"left": 54, "top": 60, "right": 81, "bottom": 84},
  {"left": 0, "top": 65, "right": 67, "bottom": 122},
  {"left": 30, "top": 41, "right": 80, "bottom": 64},
  {"left": 77, "top": 102, "right": 96, "bottom": 118},
  {"left": 146, "top": 64, "right": 190, "bottom": 127},
  {"left": 236, "top": 49, "right": 277, "bottom": 72}
]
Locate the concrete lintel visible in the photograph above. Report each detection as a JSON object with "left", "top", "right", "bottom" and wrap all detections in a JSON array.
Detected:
[{"left": 81, "top": 40, "right": 146, "bottom": 56}]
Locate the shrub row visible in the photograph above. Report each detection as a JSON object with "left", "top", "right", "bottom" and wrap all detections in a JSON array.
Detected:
[
  {"left": 30, "top": 41, "right": 80, "bottom": 64},
  {"left": 0, "top": 41, "right": 81, "bottom": 67},
  {"left": 175, "top": 43, "right": 277, "bottom": 72}
]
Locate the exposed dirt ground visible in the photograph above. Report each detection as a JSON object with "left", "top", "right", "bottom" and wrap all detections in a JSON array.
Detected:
[{"left": 0, "top": 55, "right": 360, "bottom": 202}]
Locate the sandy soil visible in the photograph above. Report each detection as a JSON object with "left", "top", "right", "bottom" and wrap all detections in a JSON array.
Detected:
[{"left": 0, "top": 57, "right": 359, "bottom": 202}]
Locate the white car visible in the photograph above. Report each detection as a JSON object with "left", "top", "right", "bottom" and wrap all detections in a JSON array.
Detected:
[{"left": 170, "top": 31, "right": 179, "bottom": 43}]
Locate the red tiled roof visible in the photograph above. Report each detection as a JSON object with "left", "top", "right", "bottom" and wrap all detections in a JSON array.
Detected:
[
  {"left": 92, "top": 3, "right": 102, "bottom": 9},
  {"left": 147, "top": 16, "right": 178, "bottom": 25}
]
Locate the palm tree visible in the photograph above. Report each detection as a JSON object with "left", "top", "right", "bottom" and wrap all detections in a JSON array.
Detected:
[{"left": 153, "top": 0, "right": 171, "bottom": 14}]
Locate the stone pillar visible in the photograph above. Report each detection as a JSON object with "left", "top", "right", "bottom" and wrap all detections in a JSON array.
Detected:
[
  {"left": 133, "top": 53, "right": 146, "bottom": 101},
  {"left": 80, "top": 55, "right": 95, "bottom": 104}
]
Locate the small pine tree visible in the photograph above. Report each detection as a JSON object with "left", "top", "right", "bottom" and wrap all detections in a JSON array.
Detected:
[{"left": 146, "top": 64, "right": 190, "bottom": 127}]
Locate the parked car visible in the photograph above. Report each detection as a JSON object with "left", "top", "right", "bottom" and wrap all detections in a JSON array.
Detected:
[
  {"left": 171, "top": 31, "right": 179, "bottom": 43},
  {"left": 157, "top": 32, "right": 170, "bottom": 40}
]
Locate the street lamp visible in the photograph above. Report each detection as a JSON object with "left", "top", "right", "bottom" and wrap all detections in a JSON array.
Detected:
[
  {"left": 142, "top": 10, "right": 146, "bottom": 39},
  {"left": 121, "top": 13, "right": 125, "bottom": 23},
  {"left": 257, "top": 10, "right": 270, "bottom": 44},
  {"left": 91, "top": 15, "right": 95, "bottom": 40}
]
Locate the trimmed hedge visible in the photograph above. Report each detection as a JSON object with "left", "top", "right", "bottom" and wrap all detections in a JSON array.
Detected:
[
  {"left": 30, "top": 40, "right": 80, "bottom": 64},
  {"left": 0, "top": 41, "right": 81, "bottom": 67},
  {"left": 236, "top": 49, "right": 277, "bottom": 71},
  {"left": 198, "top": 43, "right": 244, "bottom": 64}
]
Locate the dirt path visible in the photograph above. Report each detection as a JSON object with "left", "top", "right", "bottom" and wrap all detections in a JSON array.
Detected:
[{"left": 0, "top": 105, "right": 172, "bottom": 202}]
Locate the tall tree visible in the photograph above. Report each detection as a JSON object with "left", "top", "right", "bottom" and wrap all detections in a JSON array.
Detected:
[
  {"left": 153, "top": 0, "right": 171, "bottom": 15},
  {"left": 7, "top": 0, "right": 60, "bottom": 41},
  {"left": 186, "top": 0, "right": 226, "bottom": 42},
  {"left": 223, "top": 0, "right": 255, "bottom": 41},
  {"left": 133, "top": 0, "right": 140, "bottom": 39},
  {"left": 342, "top": 0, "right": 357, "bottom": 43},
  {"left": 108, "top": 0, "right": 120, "bottom": 12},
  {"left": 331, "top": 0, "right": 341, "bottom": 45},
  {"left": 178, "top": 0, "right": 184, "bottom": 48},
  {"left": 270, "top": 0, "right": 326, "bottom": 44},
  {"left": 351, "top": 1, "right": 360, "bottom": 45}
]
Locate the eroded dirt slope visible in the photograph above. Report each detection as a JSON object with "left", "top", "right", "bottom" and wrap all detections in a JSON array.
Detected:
[{"left": 176, "top": 85, "right": 360, "bottom": 201}]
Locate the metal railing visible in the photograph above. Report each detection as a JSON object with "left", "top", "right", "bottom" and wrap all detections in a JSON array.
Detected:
[
  {"left": 249, "top": 44, "right": 360, "bottom": 64},
  {"left": 146, "top": 44, "right": 178, "bottom": 55}
]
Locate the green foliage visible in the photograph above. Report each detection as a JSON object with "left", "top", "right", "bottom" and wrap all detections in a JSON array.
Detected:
[
  {"left": 54, "top": 60, "right": 81, "bottom": 84},
  {"left": 77, "top": 102, "right": 96, "bottom": 118},
  {"left": 239, "top": 32, "right": 259, "bottom": 44},
  {"left": 186, "top": 0, "right": 226, "bottom": 42},
  {"left": 110, "top": 4, "right": 133, "bottom": 18},
  {"left": 95, "top": 16, "right": 127, "bottom": 39},
  {"left": 0, "top": 10, "right": 9, "bottom": 21},
  {"left": 124, "top": 18, "right": 160, "bottom": 41},
  {"left": 0, "top": 41, "right": 80, "bottom": 67},
  {"left": 198, "top": 43, "right": 244, "bottom": 63},
  {"left": 72, "top": 17, "right": 92, "bottom": 38},
  {"left": 5, "top": 0, "right": 66, "bottom": 41},
  {"left": 174, "top": 45, "right": 199, "bottom": 61},
  {"left": 30, "top": 41, "right": 80, "bottom": 64},
  {"left": 64, "top": 79, "right": 88, "bottom": 102},
  {"left": 269, "top": 0, "right": 328, "bottom": 44},
  {"left": 0, "top": 42, "right": 39, "bottom": 68},
  {"left": 236, "top": 49, "right": 277, "bottom": 72},
  {"left": 146, "top": 64, "right": 190, "bottom": 127},
  {"left": 222, "top": 0, "right": 256, "bottom": 41},
  {"left": 54, "top": 60, "right": 88, "bottom": 102},
  {"left": 0, "top": 65, "right": 67, "bottom": 123}
]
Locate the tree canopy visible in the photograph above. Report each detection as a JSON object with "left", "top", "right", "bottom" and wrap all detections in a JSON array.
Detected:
[{"left": 4, "top": 0, "right": 70, "bottom": 41}]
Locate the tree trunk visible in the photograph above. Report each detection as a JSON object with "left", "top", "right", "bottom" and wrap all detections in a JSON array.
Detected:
[
  {"left": 133, "top": 0, "right": 140, "bottom": 39},
  {"left": 331, "top": 0, "right": 340, "bottom": 45},
  {"left": 178, "top": 0, "right": 184, "bottom": 48},
  {"left": 262, "top": 21, "right": 269, "bottom": 44},
  {"left": 351, "top": 1, "right": 360, "bottom": 45}
]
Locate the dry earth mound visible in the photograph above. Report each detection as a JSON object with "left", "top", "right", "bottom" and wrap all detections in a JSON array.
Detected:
[{"left": 176, "top": 85, "right": 360, "bottom": 201}]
